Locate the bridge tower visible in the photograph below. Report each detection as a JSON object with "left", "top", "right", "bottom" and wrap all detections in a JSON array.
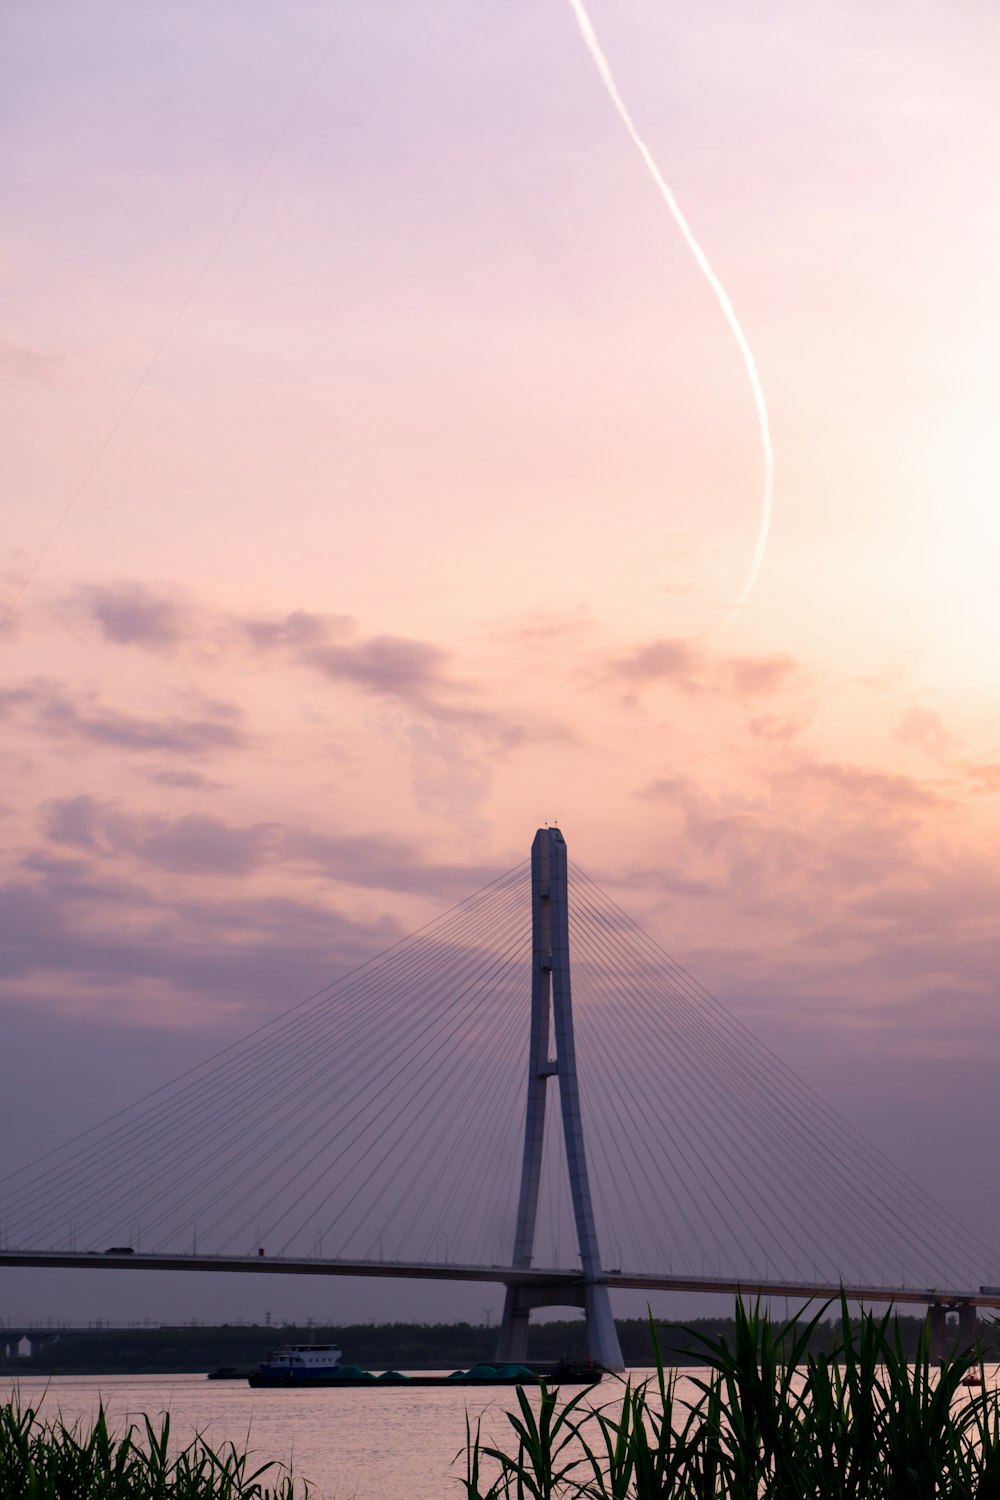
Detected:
[{"left": 496, "top": 828, "right": 624, "bottom": 1371}]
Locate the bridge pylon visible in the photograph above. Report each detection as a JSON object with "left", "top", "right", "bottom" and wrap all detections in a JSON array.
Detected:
[{"left": 496, "top": 828, "right": 624, "bottom": 1371}]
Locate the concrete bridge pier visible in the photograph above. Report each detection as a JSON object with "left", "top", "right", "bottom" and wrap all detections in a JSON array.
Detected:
[
  {"left": 929, "top": 1300, "right": 978, "bottom": 1362},
  {"left": 957, "top": 1301, "right": 978, "bottom": 1355},
  {"left": 497, "top": 1276, "right": 621, "bottom": 1369},
  {"left": 497, "top": 1280, "right": 585, "bottom": 1364},
  {"left": 928, "top": 1302, "right": 949, "bottom": 1364}
]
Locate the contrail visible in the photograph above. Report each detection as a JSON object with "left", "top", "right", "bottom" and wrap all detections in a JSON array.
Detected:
[{"left": 564, "top": 0, "right": 774, "bottom": 623}]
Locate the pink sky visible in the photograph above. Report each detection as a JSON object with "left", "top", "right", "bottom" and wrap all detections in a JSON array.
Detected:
[{"left": 2, "top": 0, "right": 999, "bottom": 1322}]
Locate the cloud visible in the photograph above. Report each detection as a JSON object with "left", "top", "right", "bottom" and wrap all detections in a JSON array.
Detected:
[
  {"left": 42, "top": 796, "right": 503, "bottom": 896},
  {"left": 138, "top": 816, "right": 276, "bottom": 876},
  {"left": 46, "top": 797, "right": 276, "bottom": 875},
  {"left": 405, "top": 723, "right": 492, "bottom": 821},
  {"left": 0, "top": 685, "right": 35, "bottom": 716},
  {"left": 64, "top": 586, "right": 568, "bottom": 774},
  {"left": 893, "top": 707, "right": 955, "bottom": 759},
  {"left": 504, "top": 609, "right": 602, "bottom": 646},
  {"left": 613, "top": 637, "right": 799, "bottom": 700},
  {"left": 0, "top": 801, "right": 522, "bottom": 1035},
  {"left": 282, "top": 824, "right": 501, "bottom": 895},
  {"left": 746, "top": 708, "right": 811, "bottom": 742},
  {"left": 76, "top": 589, "right": 349, "bottom": 659},
  {"left": 147, "top": 770, "right": 227, "bottom": 791},
  {"left": 616, "top": 638, "right": 702, "bottom": 688},
  {"left": 633, "top": 754, "right": 951, "bottom": 934},
  {"left": 79, "top": 584, "right": 193, "bottom": 649},
  {"left": 45, "top": 798, "right": 113, "bottom": 853},
  {"left": 0, "top": 679, "right": 248, "bottom": 756},
  {"left": 724, "top": 654, "right": 798, "bottom": 696},
  {"left": 966, "top": 760, "right": 1000, "bottom": 794},
  {"left": 73, "top": 586, "right": 493, "bottom": 723},
  {"left": 240, "top": 609, "right": 351, "bottom": 653},
  {"left": 57, "top": 584, "right": 556, "bottom": 824},
  {"left": 0, "top": 855, "right": 402, "bottom": 1025},
  {"left": 781, "top": 760, "right": 947, "bottom": 810},
  {"left": 241, "top": 609, "right": 501, "bottom": 732},
  {"left": 303, "top": 634, "right": 453, "bottom": 706},
  {"left": 0, "top": 339, "right": 64, "bottom": 383}
]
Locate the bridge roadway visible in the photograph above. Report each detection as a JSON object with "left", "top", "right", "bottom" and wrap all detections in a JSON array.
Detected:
[{"left": 2, "top": 1250, "right": 999, "bottom": 1311}]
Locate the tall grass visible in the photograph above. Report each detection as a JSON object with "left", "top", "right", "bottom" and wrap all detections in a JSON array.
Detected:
[
  {"left": 463, "top": 1298, "right": 1000, "bottom": 1498},
  {"left": 0, "top": 1399, "right": 307, "bottom": 1498}
]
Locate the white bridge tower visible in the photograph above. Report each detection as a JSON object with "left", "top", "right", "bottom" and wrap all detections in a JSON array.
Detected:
[{"left": 496, "top": 827, "right": 624, "bottom": 1370}]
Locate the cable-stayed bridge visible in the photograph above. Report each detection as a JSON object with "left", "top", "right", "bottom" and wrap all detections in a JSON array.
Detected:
[{"left": 2, "top": 828, "right": 998, "bottom": 1369}]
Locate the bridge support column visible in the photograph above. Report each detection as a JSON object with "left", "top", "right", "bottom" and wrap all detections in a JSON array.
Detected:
[
  {"left": 497, "top": 1293, "right": 531, "bottom": 1365},
  {"left": 957, "top": 1302, "right": 978, "bottom": 1356},
  {"left": 928, "top": 1302, "right": 949, "bottom": 1364},
  {"left": 584, "top": 1282, "right": 623, "bottom": 1371},
  {"left": 498, "top": 829, "right": 624, "bottom": 1371},
  {"left": 929, "top": 1301, "right": 978, "bottom": 1362},
  {"left": 497, "top": 1280, "right": 586, "bottom": 1364}
]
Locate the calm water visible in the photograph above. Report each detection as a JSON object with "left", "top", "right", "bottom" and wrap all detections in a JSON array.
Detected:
[
  {"left": 5, "top": 1367, "right": 997, "bottom": 1498},
  {"left": 0, "top": 1370, "right": 665, "bottom": 1499}
]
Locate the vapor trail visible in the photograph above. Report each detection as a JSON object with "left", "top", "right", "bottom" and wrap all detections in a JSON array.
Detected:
[{"left": 564, "top": 0, "right": 774, "bottom": 623}]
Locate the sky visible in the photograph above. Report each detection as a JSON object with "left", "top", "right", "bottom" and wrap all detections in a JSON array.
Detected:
[{"left": 2, "top": 0, "right": 999, "bottom": 1329}]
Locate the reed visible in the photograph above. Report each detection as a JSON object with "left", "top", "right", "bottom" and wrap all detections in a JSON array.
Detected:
[
  {"left": 0, "top": 1398, "right": 306, "bottom": 1498},
  {"left": 463, "top": 1297, "right": 1000, "bottom": 1498}
]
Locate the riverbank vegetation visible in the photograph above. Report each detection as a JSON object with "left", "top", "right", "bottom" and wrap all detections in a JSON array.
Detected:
[
  {"left": 8, "top": 1311, "right": 999, "bottom": 1375},
  {"left": 464, "top": 1299, "right": 1000, "bottom": 1498},
  {"left": 0, "top": 1400, "right": 306, "bottom": 1498}
]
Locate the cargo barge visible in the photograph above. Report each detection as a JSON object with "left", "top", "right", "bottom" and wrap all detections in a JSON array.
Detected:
[{"left": 245, "top": 1342, "right": 602, "bottom": 1388}]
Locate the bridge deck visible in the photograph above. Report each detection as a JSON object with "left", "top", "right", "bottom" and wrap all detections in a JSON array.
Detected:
[{"left": 2, "top": 1251, "right": 998, "bottom": 1309}]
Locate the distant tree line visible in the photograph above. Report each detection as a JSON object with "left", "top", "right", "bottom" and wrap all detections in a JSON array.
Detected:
[{"left": 6, "top": 1310, "right": 999, "bottom": 1375}]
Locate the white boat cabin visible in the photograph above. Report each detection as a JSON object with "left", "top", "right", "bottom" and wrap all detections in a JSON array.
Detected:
[{"left": 263, "top": 1343, "right": 342, "bottom": 1370}]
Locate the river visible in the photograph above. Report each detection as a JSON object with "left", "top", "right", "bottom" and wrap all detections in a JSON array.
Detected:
[
  {"left": 5, "top": 1365, "right": 998, "bottom": 1497},
  {"left": 0, "top": 1369, "right": 663, "bottom": 1499}
]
